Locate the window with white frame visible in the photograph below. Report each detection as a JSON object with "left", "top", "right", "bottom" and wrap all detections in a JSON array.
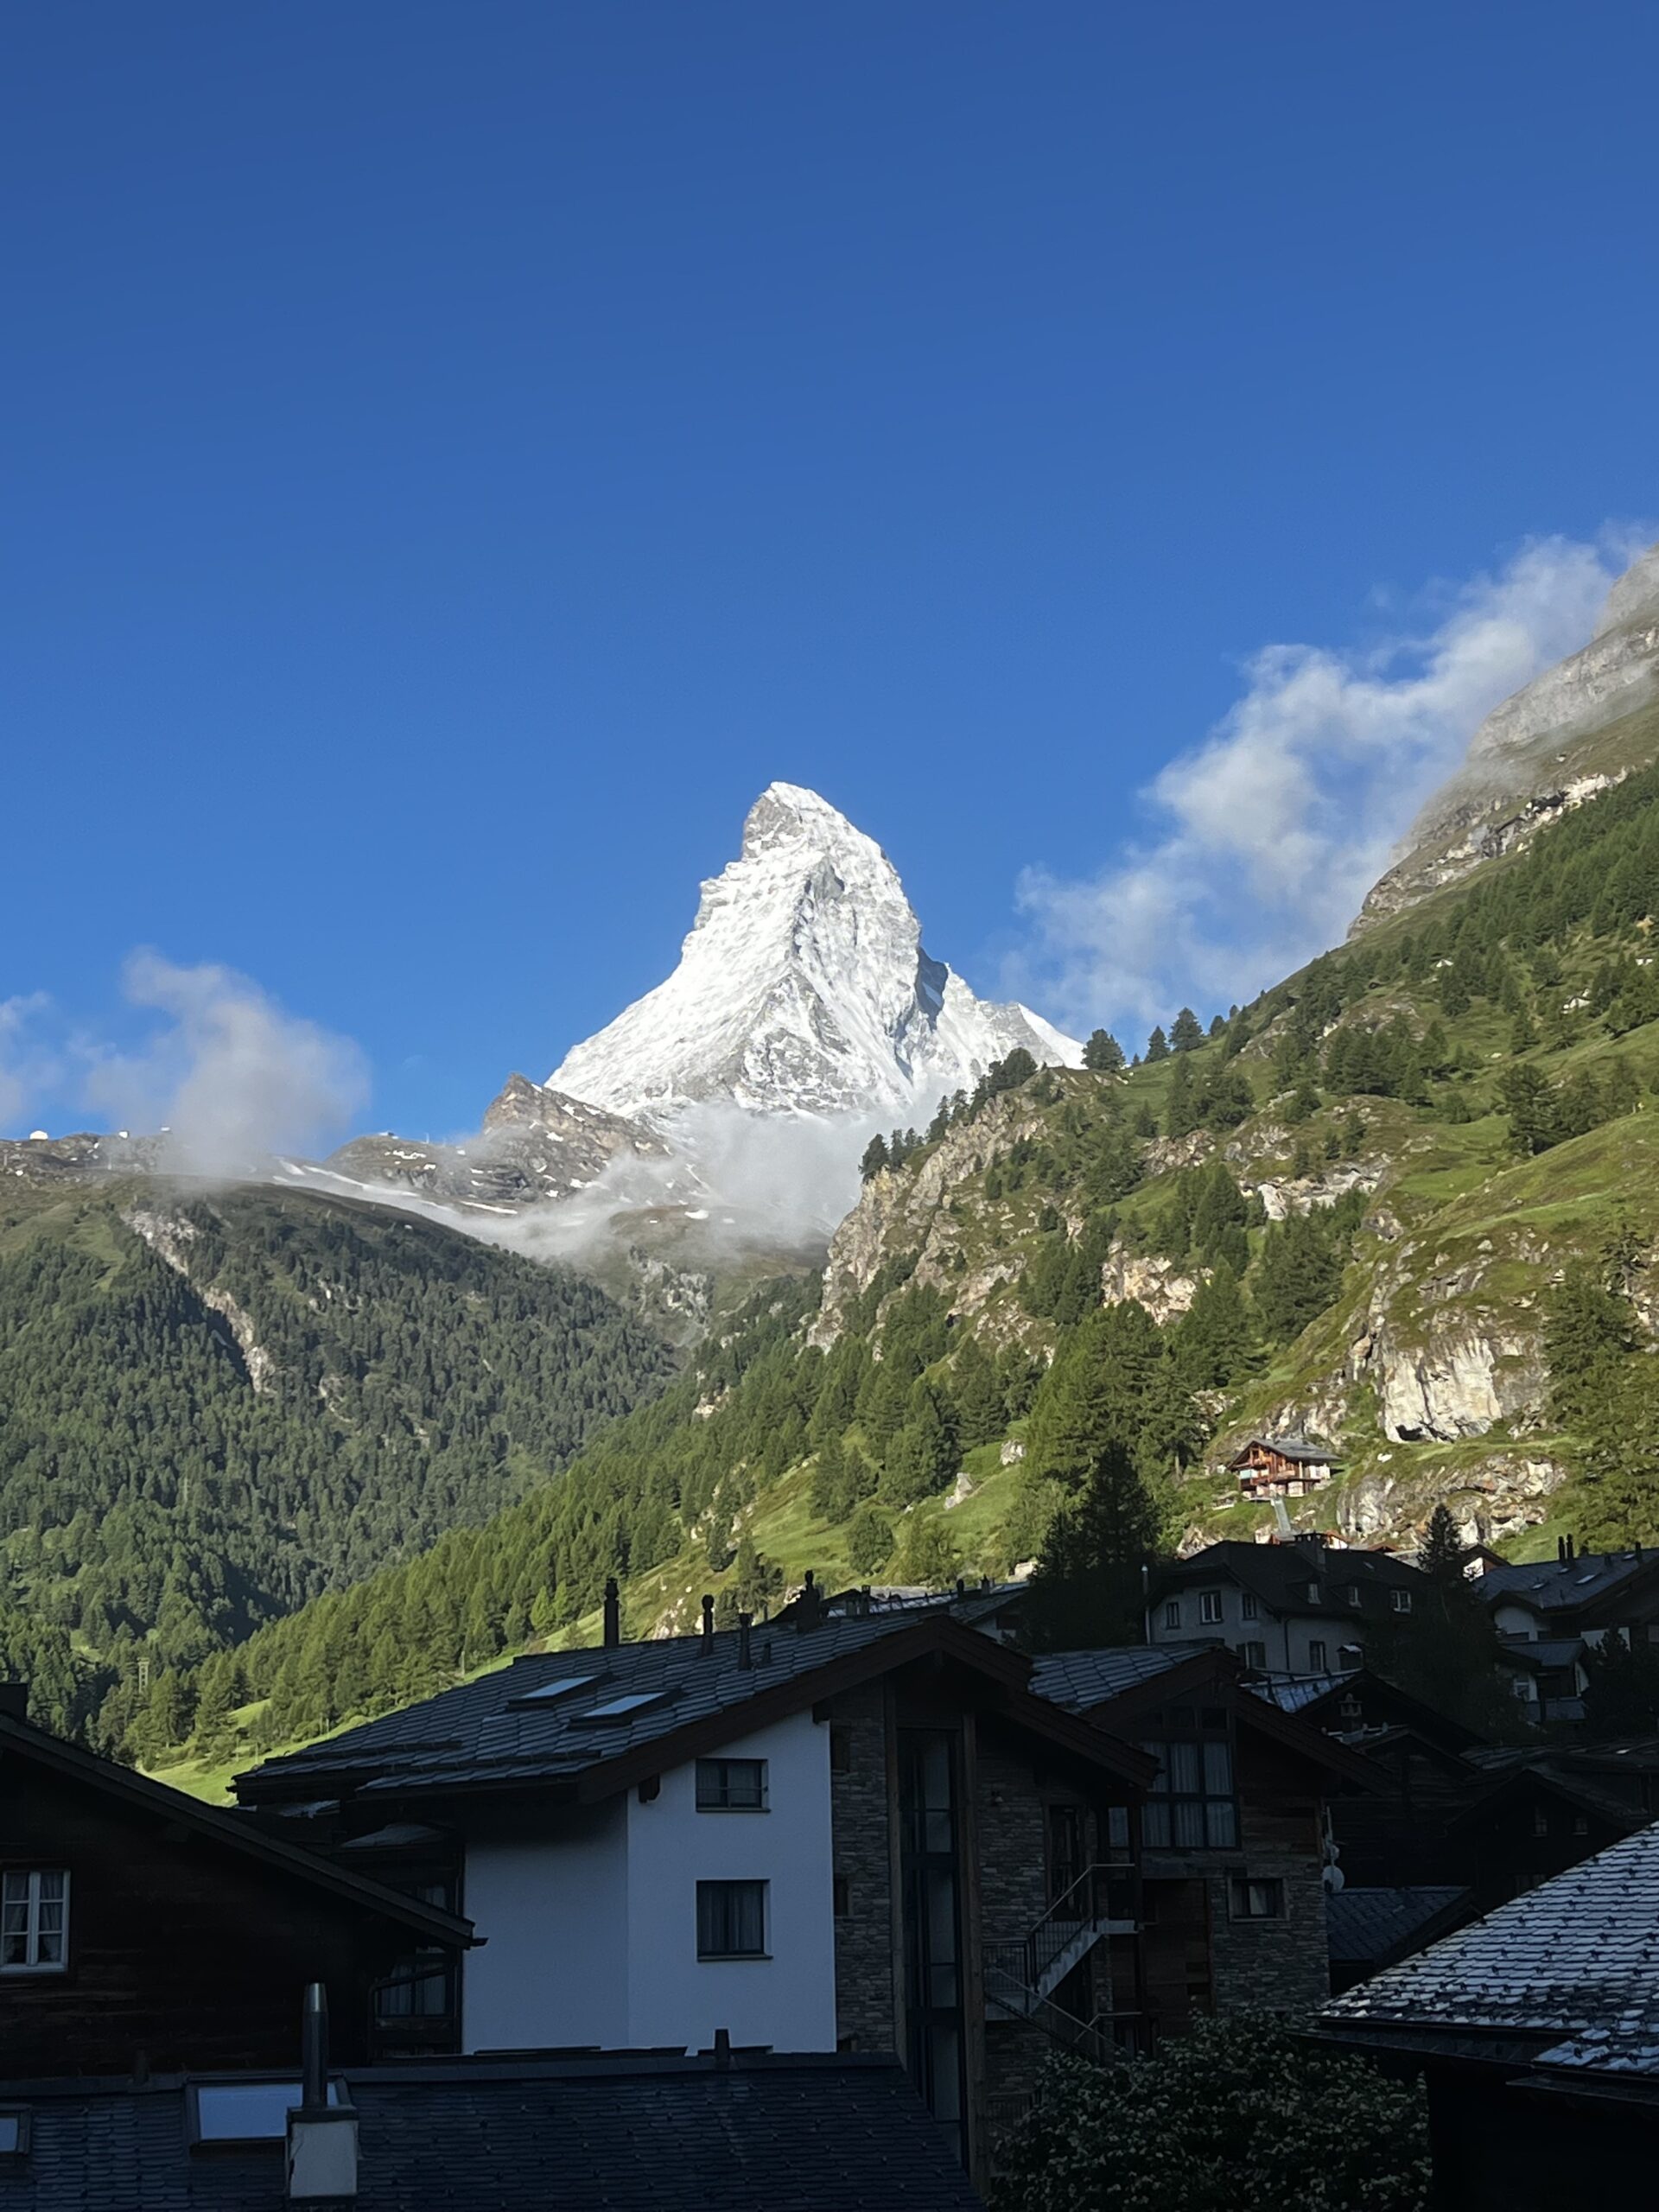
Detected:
[
  {"left": 1345, "top": 1586, "right": 1362, "bottom": 1609},
  {"left": 1163, "top": 1601, "right": 1181, "bottom": 1630},
  {"left": 1, "top": 1870, "right": 68, "bottom": 1974},
  {"left": 1308, "top": 1640, "right": 1327, "bottom": 1669},
  {"left": 696, "top": 1758, "right": 768, "bottom": 1811},
  {"left": 1391, "top": 1589, "right": 1413, "bottom": 1613},
  {"left": 1240, "top": 1592, "right": 1259, "bottom": 1620},
  {"left": 1240, "top": 1641, "right": 1267, "bottom": 1669},
  {"left": 1199, "top": 1591, "right": 1224, "bottom": 1624},
  {"left": 696, "top": 1879, "right": 767, "bottom": 1959}
]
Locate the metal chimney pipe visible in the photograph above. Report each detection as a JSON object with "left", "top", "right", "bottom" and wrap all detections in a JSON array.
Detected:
[
  {"left": 736, "top": 1612, "right": 753, "bottom": 1669},
  {"left": 700, "top": 1594, "right": 715, "bottom": 1654},
  {"left": 602, "top": 1577, "right": 621, "bottom": 1649},
  {"left": 301, "top": 1982, "right": 328, "bottom": 2113}
]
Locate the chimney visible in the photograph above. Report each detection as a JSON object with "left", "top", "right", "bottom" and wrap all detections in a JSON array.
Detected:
[
  {"left": 700, "top": 1595, "right": 715, "bottom": 1655},
  {"left": 797, "top": 1570, "right": 822, "bottom": 1630},
  {"left": 737, "top": 1612, "right": 753, "bottom": 1670},
  {"left": 602, "top": 1577, "right": 621, "bottom": 1649},
  {"left": 712, "top": 2026, "right": 732, "bottom": 2069},
  {"left": 0, "top": 1682, "right": 26, "bottom": 1722},
  {"left": 286, "top": 1984, "right": 358, "bottom": 2203},
  {"left": 1557, "top": 1536, "right": 1567, "bottom": 1562}
]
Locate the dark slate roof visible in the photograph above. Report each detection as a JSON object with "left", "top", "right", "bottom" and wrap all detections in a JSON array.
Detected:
[
  {"left": 1227, "top": 1433, "right": 1341, "bottom": 1466},
  {"left": 1494, "top": 1637, "right": 1586, "bottom": 1671},
  {"left": 0, "top": 2053, "right": 984, "bottom": 2211},
  {"left": 1477, "top": 1552, "right": 1657, "bottom": 1614},
  {"left": 1160, "top": 1541, "right": 1428, "bottom": 1614},
  {"left": 1326, "top": 1886, "right": 1471, "bottom": 1966},
  {"left": 1029, "top": 1645, "right": 1210, "bottom": 1712},
  {"left": 242, "top": 1612, "right": 930, "bottom": 1800},
  {"left": 1322, "top": 1819, "right": 1659, "bottom": 2046},
  {"left": 240, "top": 1609, "right": 1148, "bottom": 1807},
  {"left": 1249, "top": 1671, "right": 1348, "bottom": 1713}
]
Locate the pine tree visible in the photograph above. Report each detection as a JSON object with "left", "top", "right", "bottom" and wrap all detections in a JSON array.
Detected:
[
  {"left": 1023, "top": 1439, "right": 1166, "bottom": 1649},
  {"left": 1416, "top": 1503, "right": 1466, "bottom": 1588},
  {"left": 1145, "top": 1026, "right": 1170, "bottom": 1063},
  {"left": 1170, "top": 1007, "right": 1205, "bottom": 1053},
  {"left": 893, "top": 1510, "right": 963, "bottom": 1591},
  {"left": 952, "top": 1333, "right": 1007, "bottom": 1449},
  {"left": 845, "top": 1504, "right": 893, "bottom": 1577},
  {"left": 859, "top": 1134, "right": 890, "bottom": 1180},
  {"left": 1083, "top": 1028, "right": 1126, "bottom": 1073}
]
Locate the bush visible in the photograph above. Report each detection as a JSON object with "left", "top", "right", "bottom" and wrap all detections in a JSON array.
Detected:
[{"left": 992, "top": 2014, "right": 1429, "bottom": 2212}]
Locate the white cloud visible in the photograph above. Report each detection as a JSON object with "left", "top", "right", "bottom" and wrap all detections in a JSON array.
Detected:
[
  {"left": 81, "top": 952, "right": 371, "bottom": 1179},
  {"left": 0, "top": 994, "right": 56, "bottom": 1134},
  {"left": 1013, "top": 531, "right": 1647, "bottom": 1041}
]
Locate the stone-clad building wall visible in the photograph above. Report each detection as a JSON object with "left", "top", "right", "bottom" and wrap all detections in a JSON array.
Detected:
[
  {"left": 1206, "top": 1790, "right": 1330, "bottom": 2016},
  {"left": 827, "top": 1684, "right": 897, "bottom": 2053}
]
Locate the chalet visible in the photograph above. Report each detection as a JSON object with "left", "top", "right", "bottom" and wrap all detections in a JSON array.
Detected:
[
  {"left": 1147, "top": 1538, "right": 1433, "bottom": 1675},
  {"left": 1472, "top": 1541, "right": 1659, "bottom": 1648},
  {"left": 1029, "top": 1643, "right": 1382, "bottom": 2028},
  {"left": 234, "top": 1592, "right": 1153, "bottom": 2188},
  {"left": 1226, "top": 1433, "right": 1342, "bottom": 1499},
  {"left": 1320, "top": 1822, "right": 1659, "bottom": 2209},
  {"left": 0, "top": 2047, "right": 984, "bottom": 2210},
  {"left": 0, "top": 1688, "right": 474, "bottom": 2078}
]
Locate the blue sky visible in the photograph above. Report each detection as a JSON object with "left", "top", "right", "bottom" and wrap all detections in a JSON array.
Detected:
[{"left": 3, "top": 2, "right": 1657, "bottom": 1147}]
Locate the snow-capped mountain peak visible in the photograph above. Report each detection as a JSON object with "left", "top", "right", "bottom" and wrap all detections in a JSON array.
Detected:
[{"left": 548, "top": 782, "right": 1079, "bottom": 1122}]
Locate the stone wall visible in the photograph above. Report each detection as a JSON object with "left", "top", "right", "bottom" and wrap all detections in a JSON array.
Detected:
[
  {"left": 1205, "top": 1794, "right": 1329, "bottom": 2017},
  {"left": 974, "top": 1744, "right": 1056, "bottom": 2112},
  {"left": 827, "top": 1684, "right": 897, "bottom": 2053}
]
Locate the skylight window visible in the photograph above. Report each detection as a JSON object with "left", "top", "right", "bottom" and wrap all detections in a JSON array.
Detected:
[
  {"left": 507, "top": 1675, "right": 602, "bottom": 1708},
  {"left": 0, "top": 2113, "right": 28, "bottom": 2158},
  {"left": 190, "top": 2081, "right": 341, "bottom": 2145},
  {"left": 574, "top": 1689, "right": 671, "bottom": 1723}
]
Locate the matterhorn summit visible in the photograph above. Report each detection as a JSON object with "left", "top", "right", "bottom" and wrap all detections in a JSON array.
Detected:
[{"left": 549, "top": 782, "right": 1079, "bottom": 1122}]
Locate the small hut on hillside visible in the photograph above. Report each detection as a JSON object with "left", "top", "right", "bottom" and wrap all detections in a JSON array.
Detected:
[{"left": 1228, "top": 1433, "right": 1341, "bottom": 1499}]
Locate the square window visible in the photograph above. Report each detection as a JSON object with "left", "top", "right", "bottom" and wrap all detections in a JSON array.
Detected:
[
  {"left": 1199, "top": 1592, "right": 1224, "bottom": 1625},
  {"left": 1229, "top": 1877, "right": 1285, "bottom": 1920},
  {"left": 1240, "top": 1641, "right": 1267, "bottom": 1669},
  {"left": 696, "top": 1879, "right": 767, "bottom": 1959},
  {"left": 1163, "top": 1601, "right": 1181, "bottom": 1630},
  {"left": 0, "top": 1871, "right": 69, "bottom": 1974},
  {"left": 696, "top": 1758, "right": 767, "bottom": 1811},
  {"left": 1391, "top": 1590, "right": 1413, "bottom": 1614},
  {"left": 1240, "top": 1592, "right": 1259, "bottom": 1621}
]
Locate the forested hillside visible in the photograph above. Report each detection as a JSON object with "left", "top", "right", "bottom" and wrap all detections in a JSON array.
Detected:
[{"left": 0, "top": 1184, "right": 672, "bottom": 1744}]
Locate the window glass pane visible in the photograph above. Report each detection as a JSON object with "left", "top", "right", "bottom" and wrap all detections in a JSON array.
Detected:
[
  {"left": 1106, "top": 1806, "right": 1130, "bottom": 1853},
  {"left": 1205, "top": 1798, "right": 1238, "bottom": 1848},
  {"left": 195, "top": 2082, "right": 339, "bottom": 2143},
  {"left": 1138, "top": 1740, "right": 1168, "bottom": 1790},
  {"left": 1166, "top": 1743, "right": 1202, "bottom": 1795},
  {"left": 0, "top": 2117, "right": 21, "bottom": 2155},
  {"left": 1173, "top": 1800, "right": 1205, "bottom": 1849},
  {"left": 1202, "top": 1742, "right": 1232, "bottom": 1795},
  {"left": 1142, "top": 1802, "right": 1170, "bottom": 1848}
]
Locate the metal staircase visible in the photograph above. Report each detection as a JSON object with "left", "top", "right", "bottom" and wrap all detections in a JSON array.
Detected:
[{"left": 983, "top": 1863, "right": 1147, "bottom": 2063}]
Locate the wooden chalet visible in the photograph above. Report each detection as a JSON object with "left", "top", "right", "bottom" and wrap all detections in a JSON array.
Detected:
[{"left": 1227, "top": 1433, "right": 1340, "bottom": 1499}]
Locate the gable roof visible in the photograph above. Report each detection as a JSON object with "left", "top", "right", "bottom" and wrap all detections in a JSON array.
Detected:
[
  {"left": 1248, "top": 1666, "right": 1484, "bottom": 1751},
  {"left": 0, "top": 2051, "right": 983, "bottom": 2211},
  {"left": 1322, "top": 1818, "right": 1659, "bottom": 2048},
  {"left": 1028, "top": 1643, "right": 1387, "bottom": 1794},
  {"left": 1325, "top": 1885, "right": 1473, "bottom": 1969},
  {"left": 0, "top": 1711, "right": 473, "bottom": 1951},
  {"left": 1476, "top": 1550, "right": 1659, "bottom": 1621},
  {"left": 1158, "top": 1541, "right": 1429, "bottom": 1615},
  {"left": 238, "top": 1611, "right": 1154, "bottom": 1808},
  {"left": 1226, "top": 1434, "right": 1341, "bottom": 1467}
]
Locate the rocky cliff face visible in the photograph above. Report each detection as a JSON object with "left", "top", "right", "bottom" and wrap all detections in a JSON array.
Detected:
[{"left": 1354, "top": 541, "right": 1659, "bottom": 931}]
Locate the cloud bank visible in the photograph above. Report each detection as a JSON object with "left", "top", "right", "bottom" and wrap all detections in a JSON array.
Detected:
[
  {"left": 1012, "top": 531, "right": 1647, "bottom": 1043},
  {"left": 81, "top": 952, "right": 370, "bottom": 1178}
]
